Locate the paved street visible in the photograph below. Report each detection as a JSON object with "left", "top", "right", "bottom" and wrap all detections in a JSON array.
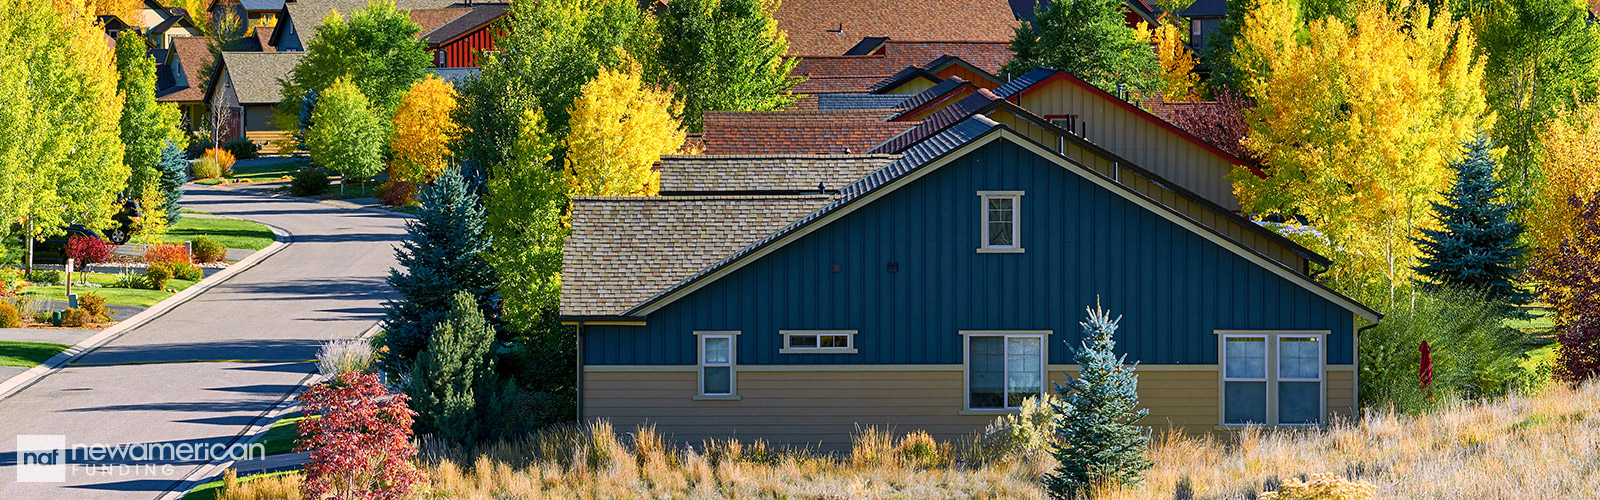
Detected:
[{"left": 0, "top": 186, "right": 408, "bottom": 498}]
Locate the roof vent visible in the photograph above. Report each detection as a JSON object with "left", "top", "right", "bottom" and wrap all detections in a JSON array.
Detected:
[
  {"left": 817, "top": 182, "right": 827, "bottom": 191},
  {"left": 827, "top": 23, "right": 844, "bottom": 34}
]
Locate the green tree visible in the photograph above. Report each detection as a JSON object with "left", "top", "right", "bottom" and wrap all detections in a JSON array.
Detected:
[
  {"left": 1202, "top": 0, "right": 1352, "bottom": 95},
  {"left": 307, "top": 79, "right": 384, "bottom": 191},
  {"left": 156, "top": 142, "right": 188, "bottom": 224},
  {"left": 1413, "top": 136, "right": 1530, "bottom": 308},
  {"left": 654, "top": 0, "right": 799, "bottom": 132},
  {"left": 274, "top": 0, "right": 430, "bottom": 132},
  {"left": 407, "top": 291, "right": 496, "bottom": 446},
  {"left": 381, "top": 167, "right": 497, "bottom": 375},
  {"left": 1044, "top": 304, "right": 1152, "bottom": 499},
  {"left": 114, "top": 32, "right": 170, "bottom": 202},
  {"left": 1466, "top": 0, "right": 1600, "bottom": 211},
  {"left": 1003, "top": 0, "right": 1160, "bottom": 95},
  {"left": 0, "top": 0, "right": 126, "bottom": 249}
]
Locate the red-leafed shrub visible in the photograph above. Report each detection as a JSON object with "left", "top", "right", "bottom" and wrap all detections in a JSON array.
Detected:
[
  {"left": 143, "top": 244, "right": 191, "bottom": 266},
  {"left": 1532, "top": 193, "right": 1600, "bottom": 382},
  {"left": 297, "top": 371, "right": 425, "bottom": 500},
  {"left": 66, "top": 235, "right": 114, "bottom": 271},
  {"left": 1166, "top": 87, "right": 1257, "bottom": 166}
]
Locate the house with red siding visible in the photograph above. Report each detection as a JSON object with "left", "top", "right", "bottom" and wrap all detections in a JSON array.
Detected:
[{"left": 420, "top": 3, "right": 507, "bottom": 68}]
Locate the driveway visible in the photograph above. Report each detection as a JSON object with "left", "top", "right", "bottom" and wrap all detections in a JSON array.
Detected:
[{"left": 0, "top": 186, "right": 408, "bottom": 498}]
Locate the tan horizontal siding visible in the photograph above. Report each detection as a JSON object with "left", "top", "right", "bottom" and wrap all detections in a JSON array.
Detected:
[
  {"left": 245, "top": 130, "right": 293, "bottom": 155},
  {"left": 1328, "top": 368, "right": 1356, "bottom": 420}
]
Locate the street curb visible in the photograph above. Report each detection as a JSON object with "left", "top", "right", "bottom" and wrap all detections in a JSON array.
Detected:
[
  {"left": 156, "top": 323, "right": 384, "bottom": 500},
  {"left": 0, "top": 221, "right": 293, "bottom": 401},
  {"left": 202, "top": 182, "right": 419, "bottom": 220}
]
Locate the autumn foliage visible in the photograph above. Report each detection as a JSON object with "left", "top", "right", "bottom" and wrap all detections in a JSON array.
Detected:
[
  {"left": 66, "top": 235, "right": 113, "bottom": 270},
  {"left": 1531, "top": 193, "right": 1600, "bottom": 382},
  {"left": 1530, "top": 102, "right": 1600, "bottom": 253},
  {"left": 563, "top": 58, "right": 685, "bottom": 197},
  {"left": 389, "top": 75, "right": 459, "bottom": 189},
  {"left": 143, "top": 243, "right": 191, "bottom": 266},
  {"left": 1140, "top": 22, "right": 1200, "bottom": 101},
  {"left": 297, "top": 371, "right": 425, "bottom": 500}
]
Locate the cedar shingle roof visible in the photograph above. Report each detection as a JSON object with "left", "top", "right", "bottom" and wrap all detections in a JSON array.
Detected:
[
  {"left": 773, "top": 0, "right": 1017, "bottom": 56},
  {"left": 157, "top": 36, "right": 213, "bottom": 103},
  {"left": 217, "top": 51, "right": 303, "bottom": 104},
  {"left": 659, "top": 155, "right": 899, "bottom": 193},
  {"left": 700, "top": 111, "right": 916, "bottom": 155},
  {"left": 561, "top": 195, "right": 834, "bottom": 317}
]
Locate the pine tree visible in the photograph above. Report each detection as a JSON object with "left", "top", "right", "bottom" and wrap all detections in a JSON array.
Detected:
[
  {"left": 156, "top": 141, "right": 188, "bottom": 224},
  {"left": 1413, "top": 136, "right": 1530, "bottom": 309},
  {"left": 380, "top": 167, "right": 496, "bottom": 375},
  {"left": 1044, "top": 304, "right": 1152, "bottom": 499},
  {"left": 407, "top": 291, "right": 496, "bottom": 445}
]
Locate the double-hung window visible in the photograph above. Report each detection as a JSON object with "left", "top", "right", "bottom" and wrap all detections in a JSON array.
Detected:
[
  {"left": 964, "top": 332, "right": 1046, "bottom": 410},
  {"left": 978, "top": 191, "right": 1023, "bottom": 252},
  {"left": 1220, "top": 332, "right": 1324, "bottom": 425},
  {"left": 696, "top": 332, "right": 738, "bottom": 398}
]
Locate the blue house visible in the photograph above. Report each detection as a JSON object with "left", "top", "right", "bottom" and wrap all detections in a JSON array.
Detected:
[{"left": 562, "top": 112, "right": 1378, "bottom": 449}]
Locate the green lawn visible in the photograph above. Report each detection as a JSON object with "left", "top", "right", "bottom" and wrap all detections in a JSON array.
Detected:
[
  {"left": 182, "top": 469, "right": 301, "bottom": 500},
  {"left": 225, "top": 160, "right": 298, "bottom": 183},
  {"left": 181, "top": 209, "right": 214, "bottom": 215},
  {"left": 1506, "top": 307, "right": 1556, "bottom": 336},
  {"left": 161, "top": 216, "right": 276, "bottom": 250},
  {"left": 24, "top": 273, "right": 197, "bottom": 307},
  {"left": 194, "top": 178, "right": 222, "bottom": 185},
  {"left": 256, "top": 414, "right": 310, "bottom": 456},
  {"left": 0, "top": 340, "right": 71, "bottom": 367}
]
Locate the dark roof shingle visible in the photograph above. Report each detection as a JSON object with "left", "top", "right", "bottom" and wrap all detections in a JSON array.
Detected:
[
  {"left": 217, "top": 51, "right": 304, "bottom": 104},
  {"left": 659, "top": 155, "right": 899, "bottom": 193},
  {"left": 157, "top": 36, "right": 215, "bottom": 103}
]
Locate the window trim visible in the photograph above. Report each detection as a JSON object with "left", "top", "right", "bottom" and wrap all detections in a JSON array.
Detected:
[
  {"left": 977, "top": 191, "right": 1024, "bottom": 253},
  {"left": 694, "top": 331, "right": 740, "bottom": 400},
  {"left": 960, "top": 330, "right": 1050, "bottom": 413},
  {"left": 778, "top": 330, "right": 858, "bottom": 354},
  {"left": 1215, "top": 330, "right": 1328, "bottom": 427}
]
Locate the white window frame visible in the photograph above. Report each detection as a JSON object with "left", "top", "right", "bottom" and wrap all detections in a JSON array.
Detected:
[
  {"left": 779, "top": 330, "right": 858, "bottom": 354},
  {"left": 1216, "top": 331, "right": 1327, "bottom": 427},
  {"left": 960, "top": 330, "right": 1050, "bottom": 413},
  {"left": 694, "top": 331, "right": 740, "bottom": 400},
  {"left": 977, "top": 191, "right": 1024, "bottom": 253}
]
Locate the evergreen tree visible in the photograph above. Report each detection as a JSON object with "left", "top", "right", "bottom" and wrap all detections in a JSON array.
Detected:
[
  {"left": 1414, "top": 136, "right": 1530, "bottom": 309},
  {"left": 654, "top": 0, "right": 800, "bottom": 132},
  {"left": 156, "top": 141, "right": 188, "bottom": 224},
  {"left": 407, "top": 291, "right": 496, "bottom": 445},
  {"left": 380, "top": 167, "right": 496, "bottom": 375},
  {"left": 1045, "top": 304, "right": 1152, "bottom": 499},
  {"left": 1002, "top": 0, "right": 1160, "bottom": 95}
]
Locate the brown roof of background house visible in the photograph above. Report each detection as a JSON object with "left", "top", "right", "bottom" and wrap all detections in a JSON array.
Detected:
[
  {"left": 408, "top": 7, "right": 473, "bottom": 34},
  {"left": 789, "top": 40, "right": 1012, "bottom": 93},
  {"left": 421, "top": 3, "right": 508, "bottom": 45},
  {"left": 280, "top": 0, "right": 458, "bottom": 49},
  {"left": 658, "top": 155, "right": 899, "bottom": 193},
  {"left": 773, "top": 0, "right": 1017, "bottom": 56},
  {"left": 157, "top": 36, "right": 216, "bottom": 103},
  {"left": 700, "top": 110, "right": 915, "bottom": 154},
  {"left": 561, "top": 195, "right": 834, "bottom": 317}
]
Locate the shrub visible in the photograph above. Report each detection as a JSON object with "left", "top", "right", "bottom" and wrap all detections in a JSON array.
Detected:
[
  {"left": 173, "top": 264, "right": 203, "bottom": 282},
  {"left": 191, "top": 237, "right": 226, "bottom": 263},
  {"left": 205, "top": 147, "right": 237, "bottom": 176},
  {"left": 26, "top": 269, "right": 62, "bottom": 286},
  {"left": 143, "top": 243, "right": 191, "bottom": 266},
  {"left": 377, "top": 180, "right": 414, "bottom": 207},
  {"left": 1358, "top": 286, "right": 1530, "bottom": 412},
  {"left": 0, "top": 301, "right": 20, "bottom": 328},
  {"left": 1531, "top": 193, "right": 1600, "bottom": 382},
  {"left": 222, "top": 137, "right": 260, "bottom": 160},
  {"left": 61, "top": 307, "right": 91, "bottom": 327},
  {"left": 186, "top": 136, "right": 214, "bottom": 160},
  {"left": 1258, "top": 473, "right": 1377, "bottom": 500},
  {"left": 111, "top": 272, "right": 147, "bottom": 290},
  {"left": 291, "top": 167, "right": 331, "bottom": 197},
  {"left": 216, "top": 469, "right": 304, "bottom": 500},
  {"left": 297, "top": 371, "right": 425, "bottom": 500},
  {"left": 145, "top": 263, "right": 173, "bottom": 291},
  {"left": 66, "top": 235, "right": 114, "bottom": 271},
  {"left": 79, "top": 292, "right": 110, "bottom": 323},
  {"left": 894, "top": 430, "right": 945, "bottom": 469},
  {"left": 317, "top": 338, "right": 375, "bottom": 376},
  {"left": 192, "top": 157, "right": 222, "bottom": 179},
  {"left": 0, "top": 268, "right": 22, "bottom": 297},
  {"left": 977, "top": 394, "right": 1060, "bottom": 463}
]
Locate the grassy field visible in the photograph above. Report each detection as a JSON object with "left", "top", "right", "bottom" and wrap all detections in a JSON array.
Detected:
[
  {"left": 0, "top": 340, "right": 70, "bottom": 367},
  {"left": 161, "top": 217, "right": 276, "bottom": 250},
  {"left": 255, "top": 414, "right": 309, "bottom": 456},
  {"left": 24, "top": 272, "right": 197, "bottom": 307}
]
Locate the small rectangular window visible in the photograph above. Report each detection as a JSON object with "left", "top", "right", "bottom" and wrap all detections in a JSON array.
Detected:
[
  {"left": 978, "top": 192, "right": 1023, "bottom": 252},
  {"left": 698, "top": 333, "right": 736, "bottom": 396},
  {"left": 780, "top": 330, "right": 857, "bottom": 354},
  {"left": 966, "top": 333, "right": 1045, "bottom": 410}
]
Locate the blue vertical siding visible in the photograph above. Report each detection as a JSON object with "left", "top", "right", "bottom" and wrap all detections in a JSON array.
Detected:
[{"left": 582, "top": 140, "right": 1356, "bottom": 366}]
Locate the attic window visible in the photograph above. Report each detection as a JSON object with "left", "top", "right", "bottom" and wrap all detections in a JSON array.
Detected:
[{"left": 978, "top": 191, "right": 1023, "bottom": 253}]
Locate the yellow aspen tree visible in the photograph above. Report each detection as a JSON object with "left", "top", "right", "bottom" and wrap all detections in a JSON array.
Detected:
[
  {"left": 1140, "top": 21, "right": 1201, "bottom": 101},
  {"left": 1530, "top": 102, "right": 1600, "bottom": 252},
  {"left": 389, "top": 75, "right": 460, "bottom": 188},
  {"left": 563, "top": 58, "right": 685, "bottom": 197},
  {"left": 1232, "top": 0, "right": 1491, "bottom": 299},
  {"left": 89, "top": 0, "right": 141, "bottom": 24}
]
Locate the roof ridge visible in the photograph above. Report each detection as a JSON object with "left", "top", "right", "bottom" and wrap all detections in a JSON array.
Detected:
[
  {"left": 572, "top": 194, "right": 836, "bottom": 202},
  {"left": 661, "top": 154, "right": 902, "bottom": 160}
]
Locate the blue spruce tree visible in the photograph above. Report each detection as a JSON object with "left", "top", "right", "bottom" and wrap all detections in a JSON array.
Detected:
[
  {"left": 380, "top": 167, "right": 497, "bottom": 375},
  {"left": 1044, "top": 303, "right": 1151, "bottom": 499},
  {"left": 1413, "top": 136, "right": 1530, "bottom": 309},
  {"left": 408, "top": 291, "right": 497, "bottom": 446},
  {"left": 156, "top": 141, "right": 188, "bottom": 223}
]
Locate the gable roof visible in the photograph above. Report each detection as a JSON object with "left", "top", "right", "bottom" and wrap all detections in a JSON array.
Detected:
[
  {"left": 889, "top": 76, "right": 979, "bottom": 119},
  {"left": 995, "top": 67, "right": 1266, "bottom": 178},
  {"left": 561, "top": 195, "right": 834, "bottom": 318},
  {"left": 211, "top": 51, "right": 303, "bottom": 104},
  {"left": 659, "top": 155, "right": 899, "bottom": 194},
  {"left": 239, "top": 0, "right": 287, "bottom": 12},
  {"left": 157, "top": 36, "right": 215, "bottom": 103},
  {"left": 772, "top": 0, "right": 1017, "bottom": 56},
  {"left": 276, "top": 0, "right": 458, "bottom": 50},
  {"left": 872, "top": 88, "right": 1002, "bottom": 154},
  {"left": 148, "top": 9, "right": 200, "bottom": 34},
  {"left": 1181, "top": 0, "right": 1227, "bottom": 17},
  {"left": 422, "top": 3, "right": 507, "bottom": 45},
  {"left": 790, "top": 40, "right": 1011, "bottom": 94},
  {"left": 590, "top": 118, "right": 1378, "bottom": 322}
]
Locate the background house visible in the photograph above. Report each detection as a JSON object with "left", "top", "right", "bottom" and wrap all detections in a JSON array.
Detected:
[
  {"left": 206, "top": 51, "right": 303, "bottom": 152},
  {"left": 155, "top": 36, "right": 216, "bottom": 134}
]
